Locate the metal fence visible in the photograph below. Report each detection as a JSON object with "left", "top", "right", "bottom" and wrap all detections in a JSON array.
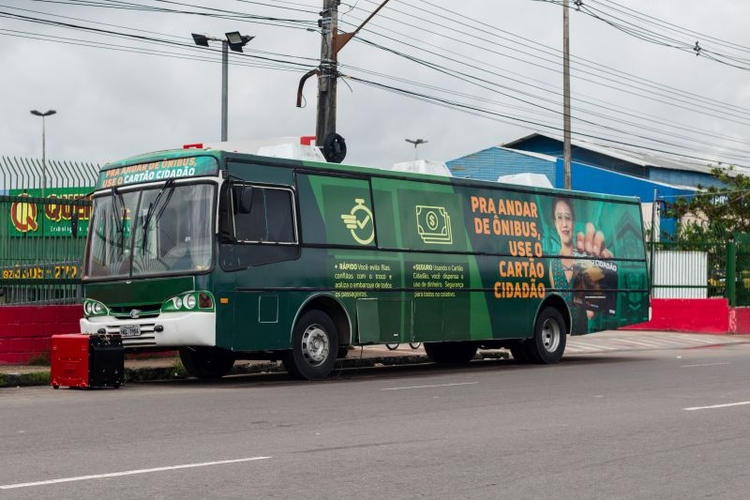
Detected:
[
  {"left": 0, "top": 156, "right": 98, "bottom": 305},
  {"left": 649, "top": 241, "right": 728, "bottom": 300},
  {"left": 644, "top": 197, "right": 746, "bottom": 304}
]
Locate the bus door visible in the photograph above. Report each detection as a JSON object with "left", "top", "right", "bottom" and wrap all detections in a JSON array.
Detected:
[{"left": 218, "top": 181, "right": 300, "bottom": 351}]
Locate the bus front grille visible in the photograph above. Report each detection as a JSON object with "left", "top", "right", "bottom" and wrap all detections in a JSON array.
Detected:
[{"left": 101, "top": 323, "right": 158, "bottom": 348}]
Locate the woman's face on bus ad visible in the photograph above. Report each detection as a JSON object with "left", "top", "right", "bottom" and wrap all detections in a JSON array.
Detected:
[{"left": 554, "top": 199, "right": 574, "bottom": 246}]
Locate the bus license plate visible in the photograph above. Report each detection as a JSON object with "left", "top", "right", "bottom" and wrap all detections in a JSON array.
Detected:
[{"left": 120, "top": 325, "right": 141, "bottom": 337}]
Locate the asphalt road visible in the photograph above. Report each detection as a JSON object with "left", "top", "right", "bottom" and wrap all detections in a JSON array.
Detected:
[{"left": 2, "top": 337, "right": 750, "bottom": 500}]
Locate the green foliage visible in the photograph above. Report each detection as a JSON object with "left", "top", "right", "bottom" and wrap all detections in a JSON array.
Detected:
[
  {"left": 663, "top": 165, "right": 750, "bottom": 243},
  {"left": 0, "top": 371, "right": 51, "bottom": 388}
]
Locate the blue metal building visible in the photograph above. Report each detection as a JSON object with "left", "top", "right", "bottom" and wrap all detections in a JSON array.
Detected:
[
  {"left": 445, "top": 132, "right": 720, "bottom": 202},
  {"left": 444, "top": 132, "right": 722, "bottom": 236}
]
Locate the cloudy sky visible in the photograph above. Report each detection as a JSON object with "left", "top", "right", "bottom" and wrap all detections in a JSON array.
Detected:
[{"left": 2, "top": 0, "right": 750, "bottom": 172}]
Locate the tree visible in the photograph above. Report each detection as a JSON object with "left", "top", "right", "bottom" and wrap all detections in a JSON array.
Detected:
[{"left": 664, "top": 166, "right": 750, "bottom": 243}]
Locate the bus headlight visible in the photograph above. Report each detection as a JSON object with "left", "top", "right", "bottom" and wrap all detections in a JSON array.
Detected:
[
  {"left": 183, "top": 294, "right": 196, "bottom": 309},
  {"left": 83, "top": 299, "right": 109, "bottom": 317},
  {"left": 163, "top": 291, "right": 215, "bottom": 312}
]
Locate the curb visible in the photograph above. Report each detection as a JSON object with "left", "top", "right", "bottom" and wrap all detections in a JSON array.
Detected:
[{"left": 0, "top": 351, "right": 509, "bottom": 389}]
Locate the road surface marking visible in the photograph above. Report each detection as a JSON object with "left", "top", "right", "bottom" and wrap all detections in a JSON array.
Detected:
[
  {"left": 0, "top": 456, "right": 271, "bottom": 490},
  {"left": 382, "top": 381, "right": 479, "bottom": 391},
  {"left": 680, "top": 362, "right": 731, "bottom": 368},
  {"left": 684, "top": 401, "right": 750, "bottom": 411}
]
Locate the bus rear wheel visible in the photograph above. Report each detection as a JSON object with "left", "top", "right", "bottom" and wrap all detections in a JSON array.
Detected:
[
  {"left": 283, "top": 310, "right": 338, "bottom": 380},
  {"left": 179, "top": 346, "right": 235, "bottom": 379},
  {"left": 526, "top": 307, "right": 567, "bottom": 364},
  {"left": 424, "top": 341, "right": 477, "bottom": 364}
]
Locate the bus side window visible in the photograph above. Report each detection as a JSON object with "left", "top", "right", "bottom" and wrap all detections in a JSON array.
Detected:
[
  {"left": 265, "top": 189, "right": 295, "bottom": 243},
  {"left": 220, "top": 184, "right": 299, "bottom": 269},
  {"left": 235, "top": 188, "right": 266, "bottom": 241},
  {"left": 231, "top": 186, "right": 296, "bottom": 244}
]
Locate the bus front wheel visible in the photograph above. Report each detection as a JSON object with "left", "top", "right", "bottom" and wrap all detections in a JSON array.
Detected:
[
  {"left": 526, "top": 308, "right": 567, "bottom": 364},
  {"left": 283, "top": 310, "right": 339, "bottom": 380},
  {"left": 179, "top": 346, "right": 235, "bottom": 379}
]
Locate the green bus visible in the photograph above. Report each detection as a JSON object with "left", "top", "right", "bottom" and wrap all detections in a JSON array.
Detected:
[{"left": 79, "top": 145, "right": 650, "bottom": 379}]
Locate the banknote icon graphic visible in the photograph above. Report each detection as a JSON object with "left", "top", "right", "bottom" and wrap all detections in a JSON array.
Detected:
[{"left": 416, "top": 205, "right": 453, "bottom": 244}]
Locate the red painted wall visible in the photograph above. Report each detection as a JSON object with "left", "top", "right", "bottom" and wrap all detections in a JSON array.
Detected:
[
  {"left": 0, "top": 305, "right": 81, "bottom": 364},
  {"left": 729, "top": 307, "right": 750, "bottom": 334},
  {"left": 623, "top": 298, "right": 750, "bottom": 334}
]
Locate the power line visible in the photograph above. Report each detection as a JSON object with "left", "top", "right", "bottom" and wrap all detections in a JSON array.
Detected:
[
  {"left": 343, "top": 71, "right": 750, "bottom": 168},
  {"left": 535, "top": 0, "right": 750, "bottom": 71},
  {"left": 337, "top": 2, "right": 750, "bottom": 159}
]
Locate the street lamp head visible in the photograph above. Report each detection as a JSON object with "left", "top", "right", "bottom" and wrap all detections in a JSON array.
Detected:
[
  {"left": 191, "top": 33, "right": 210, "bottom": 47},
  {"left": 405, "top": 138, "right": 428, "bottom": 147},
  {"left": 225, "top": 31, "right": 254, "bottom": 52},
  {"left": 31, "top": 109, "right": 56, "bottom": 117}
]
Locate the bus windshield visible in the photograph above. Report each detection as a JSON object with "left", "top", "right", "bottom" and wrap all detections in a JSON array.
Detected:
[{"left": 84, "top": 182, "right": 215, "bottom": 279}]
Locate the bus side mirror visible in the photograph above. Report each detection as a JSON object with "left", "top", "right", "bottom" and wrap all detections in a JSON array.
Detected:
[
  {"left": 71, "top": 211, "right": 79, "bottom": 238},
  {"left": 235, "top": 186, "right": 254, "bottom": 214}
]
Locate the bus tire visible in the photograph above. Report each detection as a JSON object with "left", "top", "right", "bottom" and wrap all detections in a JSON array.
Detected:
[
  {"left": 527, "top": 307, "right": 567, "bottom": 364},
  {"left": 283, "top": 310, "right": 338, "bottom": 380},
  {"left": 179, "top": 346, "right": 235, "bottom": 379},
  {"left": 424, "top": 341, "right": 477, "bottom": 364}
]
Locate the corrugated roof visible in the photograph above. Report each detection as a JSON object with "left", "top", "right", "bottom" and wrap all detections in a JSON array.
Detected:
[{"left": 502, "top": 132, "right": 733, "bottom": 176}]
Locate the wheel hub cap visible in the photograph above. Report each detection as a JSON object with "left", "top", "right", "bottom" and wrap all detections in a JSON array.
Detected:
[{"left": 301, "top": 324, "right": 329, "bottom": 366}]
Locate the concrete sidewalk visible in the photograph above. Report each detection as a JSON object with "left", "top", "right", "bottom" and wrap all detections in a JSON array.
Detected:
[{"left": 3, "top": 330, "right": 749, "bottom": 388}]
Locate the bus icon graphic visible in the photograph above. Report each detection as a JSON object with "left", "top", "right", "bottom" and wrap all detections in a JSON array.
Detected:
[{"left": 416, "top": 205, "right": 453, "bottom": 244}]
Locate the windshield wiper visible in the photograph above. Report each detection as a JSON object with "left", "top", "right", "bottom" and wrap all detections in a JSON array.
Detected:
[
  {"left": 111, "top": 187, "right": 126, "bottom": 254},
  {"left": 141, "top": 179, "right": 176, "bottom": 252}
]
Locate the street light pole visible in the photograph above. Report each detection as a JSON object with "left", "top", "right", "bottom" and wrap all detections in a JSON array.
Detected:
[
  {"left": 191, "top": 31, "right": 254, "bottom": 142},
  {"left": 30, "top": 109, "right": 56, "bottom": 198},
  {"left": 221, "top": 39, "right": 229, "bottom": 141},
  {"left": 405, "top": 138, "right": 428, "bottom": 160}
]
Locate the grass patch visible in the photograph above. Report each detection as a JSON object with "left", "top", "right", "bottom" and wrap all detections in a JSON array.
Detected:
[{"left": 0, "top": 371, "right": 51, "bottom": 388}]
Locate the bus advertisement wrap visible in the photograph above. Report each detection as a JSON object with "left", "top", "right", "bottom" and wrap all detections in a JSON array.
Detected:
[
  {"left": 81, "top": 148, "right": 649, "bottom": 380},
  {"left": 95, "top": 155, "right": 219, "bottom": 189},
  {"left": 304, "top": 174, "right": 648, "bottom": 338}
]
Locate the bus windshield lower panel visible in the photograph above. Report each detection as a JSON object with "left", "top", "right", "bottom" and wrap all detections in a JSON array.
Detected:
[{"left": 85, "top": 183, "right": 215, "bottom": 279}]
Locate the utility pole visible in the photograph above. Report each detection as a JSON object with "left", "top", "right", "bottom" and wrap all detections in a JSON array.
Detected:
[
  {"left": 316, "top": 0, "right": 339, "bottom": 146},
  {"left": 563, "top": 0, "right": 572, "bottom": 189},
  {"left": 298, "top": 0, "right": 390, "bottom": 160}
]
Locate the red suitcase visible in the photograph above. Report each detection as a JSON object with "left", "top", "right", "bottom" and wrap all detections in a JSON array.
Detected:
[{"left": 50, "top": 334, "right": 124, "bottom": 389}]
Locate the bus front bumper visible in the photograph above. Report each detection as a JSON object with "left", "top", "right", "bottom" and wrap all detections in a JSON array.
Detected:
[{"left": 79, "top": 311, "right": 216, "bottom": 349}]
